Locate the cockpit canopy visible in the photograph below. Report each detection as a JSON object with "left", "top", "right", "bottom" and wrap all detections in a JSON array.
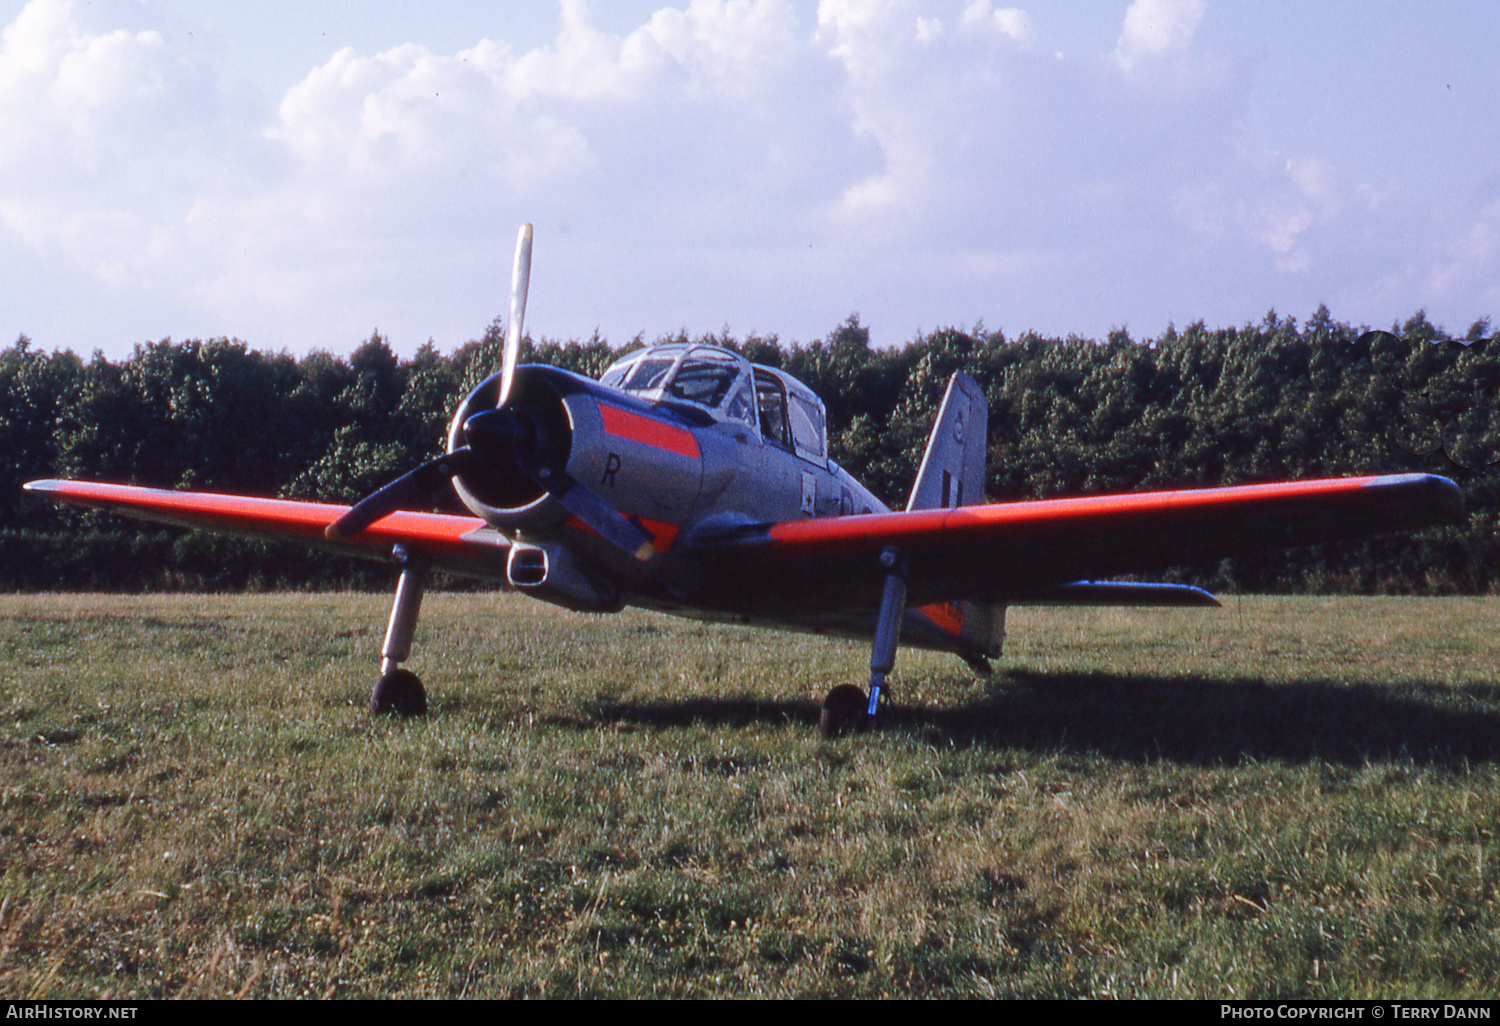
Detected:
[
  {"left": 599, "top": 343, "right": 827, "bottom": 462},
  {"left": 600, "top": 344, "right": 758, "bottom": 428}
]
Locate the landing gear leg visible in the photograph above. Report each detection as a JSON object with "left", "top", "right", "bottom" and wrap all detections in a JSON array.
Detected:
[
  {"left": 818, "top": 549, "right": 909, "bottom": 738},
  {"left": 370, "top": 546, "right": 428, "bottom": 717},
  {"left": 864, "top": 546, "right": 908, "bottom": 731}
]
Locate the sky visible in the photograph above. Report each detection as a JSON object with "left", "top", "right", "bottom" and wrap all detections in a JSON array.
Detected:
[{"left": 1, "top": 0, "right": 1497, "bottom": 361}]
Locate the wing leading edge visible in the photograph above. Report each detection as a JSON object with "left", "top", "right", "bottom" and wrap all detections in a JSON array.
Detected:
[
  {"left": 687, "top": 473, "right": 1464, "bottom": 612},
  {"left": 22, "top": 480, "right": 510, "bottom": 580},
  {"left": 24, "top": 472, "right": 1465, "bottom": 618}
]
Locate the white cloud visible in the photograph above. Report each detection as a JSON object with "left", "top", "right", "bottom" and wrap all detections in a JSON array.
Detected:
[
  {"left": 816, "top": 0, "right": 1249, "bottom": 254},
  {"left": 1426, "top": 198, "right": 1500, "bottom": 307},
  {"left": 269, "top": 0, "right": 840, "bottom": 225},
  {"left": 0, "top": 0, "right": 1494, "bottom": 356},
  {"left": 0, "top": 0, "right": 865, "bottom": 348},
  {"left": 0, "top": 0, "right": 263, "bottom": 300},
  {"left": 637, "top": 0, "right": 801, "bottom": 85},
  {"left": 961, "top": 2, "right": 1035, "bottom": 46},
  {"left": 271, "top": 42, "right": 596, "bottom": 191},
  {"left": 1116, "top": 0, "right": 1205, "bottom": 69},
  {"left": 1286, "top": 156, "right": 1339, "bottom": 212}
]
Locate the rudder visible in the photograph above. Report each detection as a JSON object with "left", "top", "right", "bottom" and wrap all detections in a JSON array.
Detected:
[{"left": 906, "top": 372, "right": 987, "bottom": 511}]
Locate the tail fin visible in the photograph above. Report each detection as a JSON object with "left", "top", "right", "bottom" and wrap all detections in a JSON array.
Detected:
[{"left": 906, "top": 372, "right": 987, "bottom": 511}]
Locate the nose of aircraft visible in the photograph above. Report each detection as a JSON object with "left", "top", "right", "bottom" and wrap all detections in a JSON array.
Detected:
[
  {"left": 462, "top": 408, "right": 533, "bottom": 462},
  {"left": 459, "top": 400, "right": 655, "bottom": 561}
]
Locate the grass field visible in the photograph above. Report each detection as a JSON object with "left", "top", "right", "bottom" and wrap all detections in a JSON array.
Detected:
[{"left": 2, "top": 592, "right": 1498, "bottom": 998}]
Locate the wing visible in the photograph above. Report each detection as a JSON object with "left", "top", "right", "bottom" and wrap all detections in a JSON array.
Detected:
[
  {"left": 686, "top": 473, "right": 1465, "bottom": 615},
  {"left": 23, "top": 480, "right": 511, "bottom": 580}
]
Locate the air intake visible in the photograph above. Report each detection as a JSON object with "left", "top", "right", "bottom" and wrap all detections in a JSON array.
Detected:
[{"left": 507, "top": 545, "right": 549, "bottom": 587}]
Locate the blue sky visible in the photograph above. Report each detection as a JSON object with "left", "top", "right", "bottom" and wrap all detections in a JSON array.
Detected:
[{"left": 2, "top": 0, "right": 1496, "bottom": 359}]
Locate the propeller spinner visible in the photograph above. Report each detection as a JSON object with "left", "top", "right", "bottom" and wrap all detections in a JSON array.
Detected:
[{"left": 325, "top": 225, "right": 656, "bottom": 562}]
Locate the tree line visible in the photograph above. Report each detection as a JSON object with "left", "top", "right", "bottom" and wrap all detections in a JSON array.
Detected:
[{"left": 2, "top": 306, "right": 1495, "bottom": 593}]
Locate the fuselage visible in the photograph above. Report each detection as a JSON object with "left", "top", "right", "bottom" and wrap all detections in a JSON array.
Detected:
[{"left": 441, "top": 344, "right": 892, "bottom": 626}]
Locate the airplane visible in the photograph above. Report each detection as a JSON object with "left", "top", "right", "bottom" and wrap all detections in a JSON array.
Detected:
[{"left": 24, "top": 225, "right": 1467, "bottom": 736}]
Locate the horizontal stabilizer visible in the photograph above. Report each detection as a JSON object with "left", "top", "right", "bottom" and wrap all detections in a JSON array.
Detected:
[{"left": 1009, "top": 581, "right": 1220, "bottom": 607}]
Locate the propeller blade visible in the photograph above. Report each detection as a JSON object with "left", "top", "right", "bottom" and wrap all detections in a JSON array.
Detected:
[
  {"left": 498, "top": 223, "right": 534, "bottom": 409},
  {"left": 325, "top": 450, "right": 474, "bottom": 541},
  {"left": 528, "top": 462, "right": 657, "bottom": 561},
  {"left": 461, "top": 409, "right": 649, "bottom": 559}
]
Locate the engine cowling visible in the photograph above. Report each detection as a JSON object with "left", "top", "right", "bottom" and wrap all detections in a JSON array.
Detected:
[
  {"left": 445, "top": 364, "right": 710, "bottom": 565},
  {"left": 446, "top": 370, "right": 573, "bottom": 530}
]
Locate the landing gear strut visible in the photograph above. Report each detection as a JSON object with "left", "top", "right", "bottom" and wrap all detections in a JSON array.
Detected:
[
  {"left": 371, "top": 546, "right": 428, "bottom": 717},
  {"left": 820, "top": 546, "right": 907, "bottom": 737}
]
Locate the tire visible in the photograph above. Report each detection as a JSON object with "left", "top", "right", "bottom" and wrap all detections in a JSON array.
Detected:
[
  {"left": 819, "top": 684, "right": 868, "bottom": 737},
  {"left": 370, "top": 669, "right": 427, "bottom": 717}
]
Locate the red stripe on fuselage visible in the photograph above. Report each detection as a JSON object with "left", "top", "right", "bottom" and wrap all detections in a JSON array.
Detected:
[
  {"left": 566, "top": 514, "right": 681, "bottom": 552},
  {"left": 598, "top": 403, "right": 700, "bottom": 460}
]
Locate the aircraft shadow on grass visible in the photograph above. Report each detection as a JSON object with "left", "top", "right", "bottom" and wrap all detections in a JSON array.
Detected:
[{"left": 589, "top": 670, "right": 1500, "bottom": 767}]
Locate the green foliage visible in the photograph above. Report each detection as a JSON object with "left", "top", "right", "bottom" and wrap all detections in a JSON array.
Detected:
[
  {"left": 3, "top": 306, "right": 1497, "bottom": 593},
  {"left": 0, "top": 337, "right": 81, "bottom": 525}
]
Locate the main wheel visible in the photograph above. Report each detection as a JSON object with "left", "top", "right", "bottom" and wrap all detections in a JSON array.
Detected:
[
  {"left": 370, "top": 669, "right": 427, "bottom": 717},
  {"left": 819, "top": 684, "right": 868, "bottom": 737}
]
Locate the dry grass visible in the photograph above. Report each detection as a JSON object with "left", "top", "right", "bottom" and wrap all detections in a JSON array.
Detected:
[{"left": 1, "top": 592, "right": 1498, "bottom": 998}]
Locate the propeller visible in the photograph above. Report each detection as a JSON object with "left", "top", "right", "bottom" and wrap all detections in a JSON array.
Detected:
[
  {"left": 498, "top": 223, "right": 532, "bottom": 410},
  {"left": 324, "top": 224, "right": 657, "bottom": 561},
  {"left": 324, "top": 449, "right": 478, "bottom": 541}
]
